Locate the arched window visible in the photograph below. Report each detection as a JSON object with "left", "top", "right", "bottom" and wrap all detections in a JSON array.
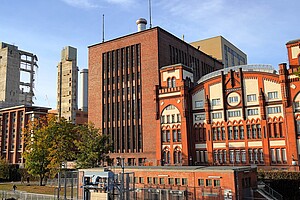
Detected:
[
  {"left": 162, "top": 149, "right": 170, "bottom": 164},
  {"left": 173, "top": 147, "right": 182, "bottom": 164},
  {"left": 171, "top": 77, "right": 176, "bottom": 88},
  {"left": 167, "top": 78, "right": 172, "bottom": 88}
]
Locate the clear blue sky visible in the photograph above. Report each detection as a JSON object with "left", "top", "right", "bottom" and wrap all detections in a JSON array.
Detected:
[{"left": 1, "top": 0, "right": 299, "bottom": 109}]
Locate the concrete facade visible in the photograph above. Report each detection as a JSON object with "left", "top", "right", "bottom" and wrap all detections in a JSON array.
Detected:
[
  {"left": 0, "top": 42, "right": 37, "bottom": 108},
  {"left": 57, "top": 46, "right": 78, "bottom": 123},
  {"left": 190, "top": 36, "right": 247, "bottom": 68}
]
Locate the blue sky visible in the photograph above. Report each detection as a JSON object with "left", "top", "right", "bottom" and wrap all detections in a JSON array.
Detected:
[{"left": 1, "top": 0, "right": 299, "bottom": 109}]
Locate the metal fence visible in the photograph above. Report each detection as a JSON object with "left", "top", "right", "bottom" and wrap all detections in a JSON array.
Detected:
[{"left": 0, "top": 190, "right": 55, "bottom": 200}]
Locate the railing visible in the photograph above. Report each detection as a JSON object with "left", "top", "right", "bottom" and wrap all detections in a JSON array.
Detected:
[
  {"left": 258, "top": 181, "right": 283, "bottom": 200},
  {"left": 0, "top": 190, "right": 56, "bottom": 200}
]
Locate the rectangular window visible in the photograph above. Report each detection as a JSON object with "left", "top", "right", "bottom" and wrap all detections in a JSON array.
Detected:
[
  {"left": 214, "top": 180, "right": 220, "bottom": 187},
  {"left": 159, "top": 178, "right": 165, "bottom": 184},
  {"left": 161, "top": 116, "right": 165, "bottom": 124},
  {"left": 168, "top": 178, "right": 174, "bottom": 185},
  {"left": 247, "top": 108, "right": 258, "bottom": 116},
  {"left": 212, "top": 98, "right": 221, "bottom": 106},
  {"left": 177, "top": 114, "right": 181, "bottom": 122},
  {"left": 228, "top": 96, "right": 238, "bottom": 103},
  {"left": 228, "top": 127, "right": 233, "bottom": 140},
  {"left": 153, "top": 177, "right": 158, "bottom": 184},
  {"left": 270, "top": 149, "right": 276, "bottom": 163},
  {"left": 175, "top": 178, "right": 180, "bottom": 185},
  {"left": 139, "top": 177, "right": 144, "bottom": 184},
  {"left": 212, "top": 112, "right": 222, "bottom": 119},
  {"left": 267, "top": 106, "right": 281, "bottom": 114},
  {"left": 228, "top": 110, "right": 241, "bottom": 117},
  {"left": 268, "top": 91, "right": 278, "bottom": 100},
  {"left": 247, "top": 94, "right": 257, "bottom": 102},
  {"left": 198, "top": 179, "right": 204, "bottom": 186},
  {"left": 195, "top": 100, "right": 203, "bottom": 108},
  {"left": 147, "top": 177, "right": 152, "bottom": 184},
  {"left": 230, "top": 150, "right": 234, "bottom": 163},
  {"left": 282, "top": 149, "right": 287, "bottom": 162},
  {"left": 182, "top": 178, "right": 188, "bottom": 185},
  {"left": 206, "top": 179, "right": 212, "bottom": 186},
  {"left": 166, "top": 115, "right": 170, "bottom": 123},
  {"left": 241, "top": 150, "right": 246, "bottom": 163},
  {"left": 195, "top": 114, "right": 205, "bottom": 121},
  {"left": 276, "top": 148, "right": 281, "bottom": 162},
  {"left": 171, "top": 114, "right": 175, "bottom": 123}
]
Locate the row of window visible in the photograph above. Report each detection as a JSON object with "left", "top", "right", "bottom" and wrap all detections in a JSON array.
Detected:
[
  {"left": 162, "top": 148, "right": 182, "bottom": 164},
  {"left": 161, "top": 129, "right": 182, "bottom": 142},
  {"left": 161, "top": 114, "right": 181, "bottom": 124},
  {"left": 167, "top": 77, "right": 176, "bottom": 88},
  {"left": 211, "top": 106, "right": 281, "bottom": 119},
  {"left": 134, "top": 176, "right": 221, "bottom": 188},
  {"left": 210, "top": 92, "right": 279, "bottom": 106},
  {"left": 213, "top": 149, "right": 265, "bottom": 164}
]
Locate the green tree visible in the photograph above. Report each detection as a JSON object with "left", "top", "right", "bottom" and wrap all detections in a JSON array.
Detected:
[
  {"left": 75, "top": 123, "right": 112, "bottom": 168},
  {"left": 0, "top": 156, "right": 9, "bottom": 180},
  {"left": 23, "top": 116, "right": 50, "bottom": 185},
  {"left": 23, "top": 116, "right": 78, "bottom": 185}
]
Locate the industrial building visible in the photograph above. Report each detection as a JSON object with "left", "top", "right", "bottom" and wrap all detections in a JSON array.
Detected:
[
  {"left": 88, "top": 19, "right": 224, "bottom": 165},
  {"left": 190, "top": 36, "right": 247, "bottom": 68},
  {"left": 0, "top": 42, "right": 38, "bottom": 109}
]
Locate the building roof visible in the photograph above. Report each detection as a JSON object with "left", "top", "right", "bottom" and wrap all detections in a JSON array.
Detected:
[
  {"left": 286, "top": 39, "right": 300, "bottom": 45},
  {"left": 80, "top": 165, "right": 255, "bottom": 173},
  {"left": 197, "top": 64, "right": 276, "bottom": 84},
  {"left": 0, "top": 105, "right": 51, "bottom": 112}
]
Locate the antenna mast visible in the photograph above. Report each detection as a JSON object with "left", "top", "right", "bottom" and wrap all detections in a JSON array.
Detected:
[
  {"left": 102, "top": 14, "right": 105, "bottom": 43},
  {"left": 149, "top": 0, "right": 152, "bottom": 28}
]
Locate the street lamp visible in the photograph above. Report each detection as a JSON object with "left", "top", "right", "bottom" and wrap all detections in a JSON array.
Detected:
[{"left": 116, "top": 157, "right": 125, "bottom": 200}]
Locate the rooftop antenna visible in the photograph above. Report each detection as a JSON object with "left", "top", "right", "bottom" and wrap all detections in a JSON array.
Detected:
[
  {"left": 149, "top": 0, "right": 152, "bottom": 28},
  {"left": 102, "top": 14, "right": 105, "bottom": 43}
]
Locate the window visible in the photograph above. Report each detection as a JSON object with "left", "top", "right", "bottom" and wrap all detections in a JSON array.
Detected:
[
  {"left": 228, "top": 110, "right": 241, "bottom": 117},
  {"left": 214, "top": 180, "right": 220, "bottom": 187},
  {"left": 239, "top": 126, "right": 244, "bottom": 139},
  {"left": 195, "top": 100, "right": 203, "bottom": 108},
  {"left": 247, "top": 94, "right": 257, "bottom": 102},
  {"left": 159, "top": 178, "right": 165, "bottom": 184},
  {"left": 212, "top": 98, "right": 221, "bottom": 106},
  {"left": 175, "top": 178, "right": 180, "bottom": 185},
  {"left": 168, "top": 178, "right": 174, "bottom": 185},
  {"left": 147, "top": 177, "right": 152, "bottom": 184},
  {"left": 247, "top": 108, "right": 258, "bottom": 116},
  {"left": 161, "top": 116, "right": 165, "bottom": 124},
  {"left": 166, "top": 131, "right": 170, "bottom": 142},
  {"left": 206, "top": 179, "right": 212, "bottom": 186},
  {"left": 282, "top": 149, "right": 287, "bottom": 163},
  {"left": 268, "top": 91, "right": 278, "bottom": 100},
  {"left": 198, "top": 179, "right": 204, "bottom": 186},
  {"left": 177, "top": 114, "right": 181, "bottom": 122},
  {"left": 212, "top": 112, "right": 222, "bottom": 119},
  {"left": 276, "top": 148, "right": 281, "bottom": 162},
  {"left": 195, "top": 114, "right": 205, "bottom": 121},
  {"left": 153, "top": 177, "right": 158, "bottom": 184},
  {"left": 230, "top": 150, "right": 234, "bottom": 163},
  {"left": 173, "top": 130, "right": 177, "bottom": 142},
  {"left": 171, "top": 77, "right": 176, "bottom": 88},
  {"left": 228, "top": 96, "right": 238, "bottom": 103},
  {"left": 139, "top": 177, "right": 144, "bottom": 184},
  {"left": 241, "top": 150, "right": 246, "bottom": 163},
  {"left": 228, "top": 127, "right": 233, "bottom": 140},
  {"left": 182, "top": 178, "right": 188, "bottom": 185},
  {"left": 178, "top": 130, "right": 182, "bottom": 142},
  {"left": 234, "top": 126, "right": 239, "bottom": 140},
  {"left": 235, "top": 150, "right": 240, "bottom": 163},
  {"left": 267, "top": 106, "right": 281, "bottom": 114},
  {"left": 171, "top": 114, "right": 175, "bottom": 123},
  {"left": 167, "top": 78, "right": 172, "bottom": 88},
  {"left": 270, "top": 149, "right": 276, "bottom": 163}
]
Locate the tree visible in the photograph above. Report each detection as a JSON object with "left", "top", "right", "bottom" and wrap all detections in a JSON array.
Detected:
[
  {"left": 75, "top": 123, "right": 112, "bottom": 168},
  {"left": 23, "top": 116, "right": 51, "bottom": 185},
  {"left": 0, "top": 156, "right": 9, "bottom": 180},
  {"left": 23, "top": 116, "right": 78, "bottom": 185}
]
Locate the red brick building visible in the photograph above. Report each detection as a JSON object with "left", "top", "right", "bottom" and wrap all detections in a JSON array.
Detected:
[
  {"left": 88, "top": 27, "right": 223, "bottom": 165},
  {"left": 78, "top": 166, "right": 257, "bottom": 200},
  {"left": 155, "top": 39, "right": 300, "bottom": 170},
  {"left": 0, "top": 105, "right": 50, "bottom": 164}
]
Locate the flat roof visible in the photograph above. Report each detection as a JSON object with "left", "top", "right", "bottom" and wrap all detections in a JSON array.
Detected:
[
  {"left": 80, "top": 165, "right": 255, "bottom": 173},
  {"left": 0, "top": 105, "right": 51, "bottom": 112},
  {"left": 286, "top": 38, "right": 300, "bottom": 45}
]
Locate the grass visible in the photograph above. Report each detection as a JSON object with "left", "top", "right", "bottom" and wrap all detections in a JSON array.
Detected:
[{"left": 0, "top": 183, "right": 77, "bottom": 196}]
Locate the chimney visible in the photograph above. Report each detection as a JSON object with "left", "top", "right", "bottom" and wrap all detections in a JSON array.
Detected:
[{"left": 136, "top": 18, "right": 147, "bottom": 32}]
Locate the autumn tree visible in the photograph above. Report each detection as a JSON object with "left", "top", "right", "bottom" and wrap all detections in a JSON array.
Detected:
[
  {"left": 23, "top": 115, "right": 78, "bottom": 185},
  {"left": 75, "top": 123, "right": 112, "bottom": 168},
  {"left": 23, "top": 116, "right": 51, "bottom": 185}
]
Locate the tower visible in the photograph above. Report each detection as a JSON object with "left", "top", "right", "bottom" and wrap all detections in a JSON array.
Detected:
[
  {"left": 79, "top": 69, "right": 88, "bottom": 112},
  {"left": 57, "top": 46, "right": 78, "bottom": 122},
  {"left": 0, "top": 42, "right": 37, "bottom": 108}
]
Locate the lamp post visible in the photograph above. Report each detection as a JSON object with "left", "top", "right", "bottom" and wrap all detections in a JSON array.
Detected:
[{"left": 116, "top": 157, "right": 125, "bottom": 200}]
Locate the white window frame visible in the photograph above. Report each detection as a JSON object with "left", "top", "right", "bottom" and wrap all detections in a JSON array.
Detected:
[
  {"left": 212, "top": 112, "right": 222, "bottom": 119},
  {"left": 247, "top": 108, "right": 258, "bottom": 116},
  {"left": 228, "top": 110, "right": 241, "bottom": 117},
  {"left": 247, "top": 94, "right": 257, "bottom": 102},
  {"left": 228, "top": 96, "right": 239, "bottom": 103},
  {"left": 267, "top": 106, "right": 281, "bottom": 114},
  {"left": 268, "top": 91, "right": 278, "bottom": 100},
  {"left": 212, "top": 98, "right": 221, "bottom": 106},
  {"left": 195, "top": 100, "right": 204, "bottom": 108}
]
